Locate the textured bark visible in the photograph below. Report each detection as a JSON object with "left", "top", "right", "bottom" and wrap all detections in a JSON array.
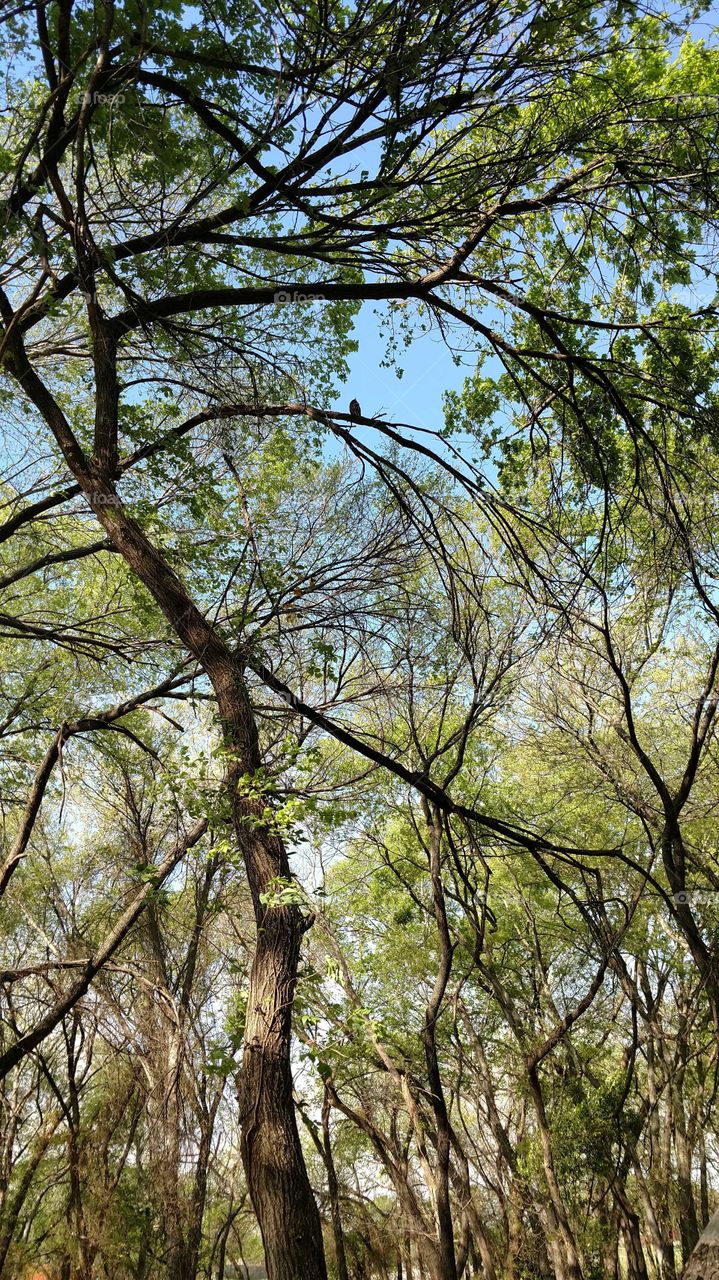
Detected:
[
  {"left": 236, "top": 888, "right": 326, "bottom": 1279},
  {"left": 683, "top": 1210, "right": 719, "bottom": 1280}
]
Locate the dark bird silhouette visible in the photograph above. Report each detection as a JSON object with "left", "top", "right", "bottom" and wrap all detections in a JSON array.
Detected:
[{"left": 349, "top": 398, "right": 361, "bottom": 419}]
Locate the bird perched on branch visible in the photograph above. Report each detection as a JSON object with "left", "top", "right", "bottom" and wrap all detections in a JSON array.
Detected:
[{"left": 349, "top": 398, "right": 361, "bottom": 419}]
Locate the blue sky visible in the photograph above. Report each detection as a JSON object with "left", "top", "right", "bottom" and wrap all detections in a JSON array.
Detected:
[{"left": 342, "top": 303, "right": 472, "bottom": 433}]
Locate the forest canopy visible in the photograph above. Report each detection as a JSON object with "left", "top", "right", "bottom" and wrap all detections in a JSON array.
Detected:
[{"left": 1, "top": 1, "right": 719, "bottom": 1278}]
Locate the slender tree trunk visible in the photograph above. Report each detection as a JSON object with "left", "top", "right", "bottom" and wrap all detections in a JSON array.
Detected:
[
  {"left": 448, "top": 1130, "right": 496, "bottom": 1280},
  {"left": 464, "top": 1204, "right": 496, "bottom": 1280},
  {"left": 212, "top": 1197, "right": 244, "bottom": 1280},
  {"left": 621, "top": 1211, "right": 650, "bottom": 1280},
  {"left": 527, "top": 1067, "right": 584, "bottom": 1280},
  {"left": 421, "top": 805, "right": 457, "bottom": 1280},
  {"left": 670, "top": 1070, "right": 699, "bottom": 1264},
  {"left": 65, "top": 1023, "right": 94, "bottom": 1280},
  {"left": 327, "top": 1086, "right": 443, "bottom": 1280},
  {"left": 633, "top": 1169, "right": 676, "bottom": 1280},
  {"left": 142, "top": 924, "right": 186, "bottom": 1280},
  {"left": 505, "top": 1200, "right": 522, "bottom": 1279},
  {"left": 134, "top": 1206, "right": 152, "bottom": 1280},
  {"left": 639, "top": 1007, "right": 677, "bottom": 1280},
  {"left": 599, "top": 1201, "right": 619, "bottom": 1280},
  {"left": 614, "top": 1184, "right": 649, "bottom": 1280},
  {"left": 700, "top": 1130, "right": 711, "bottom": 1230},
  {"left": 322, "top": 1087, "right": 350, "bottom": 1280},
  {"left": 182, "top": 1099, "right": 219, "bottom": 1280}
]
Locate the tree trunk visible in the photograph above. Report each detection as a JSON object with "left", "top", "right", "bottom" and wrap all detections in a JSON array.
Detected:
[
  {"left": 683, "top": 1209, "right": 719, "bottom": 1280},
  {"left": 10, "top": 323, "right": 328, "bottom": 1280},
  {"left": 671, "top": 1061, "right": 699, "bottom": 1266},
  {"left": 633, "top": 1168, "right": 676, "bottom": 1280},
  {"left": 615, "top": 1187, "right": 649, "bottom": 1280},
  {"left": 421, "top": 805, "right": 458, "bottom": 1280},
  {"left": 233, "top": 785, "right": 326, "bottom": 1279},
  {"left": 700, "top": 1131, "right": 711, "bottom": 1230},
  {"left": 622, "top": 1214, "right": 650, "bottom": 1280},
  {"left": 322, "top": 1088, "right": 350, "bottom": 1280},
  {"left": 527, "top": 1067, "right": 584, "bottom": 1280},
  {"left": 599, "top": 1202, "right": 620, "bottom": 1280},
  {"left": 182, "top": 1098, "right": 219, "bottom": 1280}
]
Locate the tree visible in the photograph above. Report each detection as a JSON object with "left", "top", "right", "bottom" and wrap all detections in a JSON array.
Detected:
[{"left": 2, "top": 1, "right": 719, "bottom": 1276}]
